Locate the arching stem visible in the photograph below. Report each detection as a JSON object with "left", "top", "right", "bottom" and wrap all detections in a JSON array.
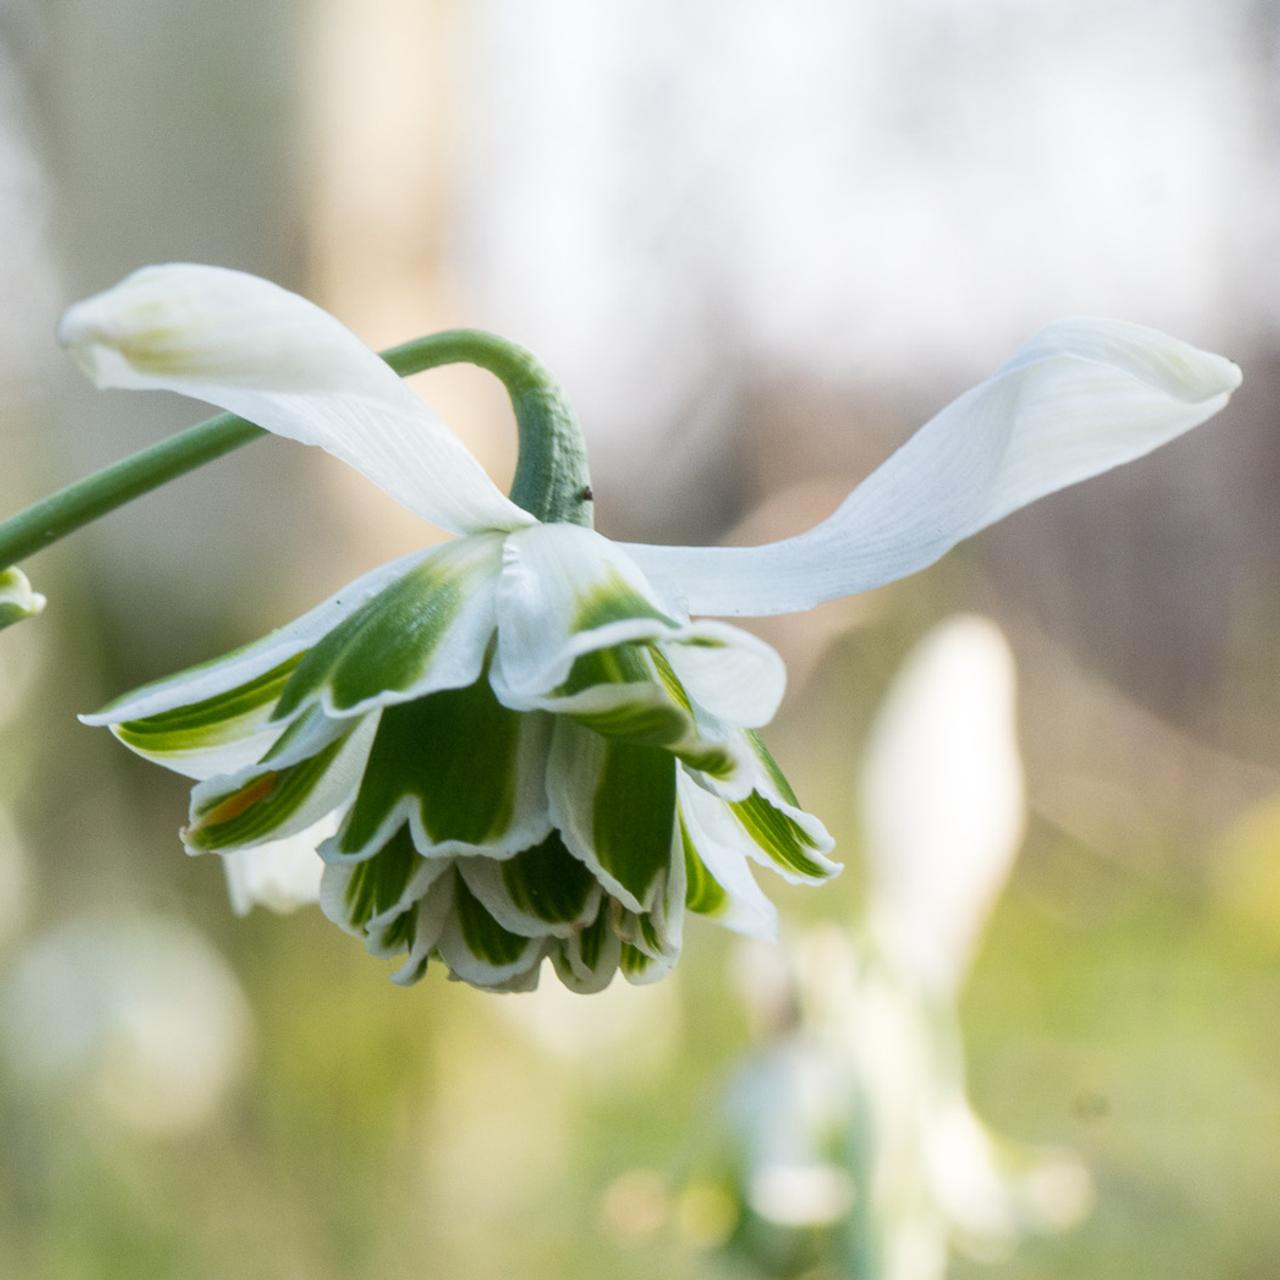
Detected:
[{"left": 0, "top": 328, "right": 591, "bottom": 574}]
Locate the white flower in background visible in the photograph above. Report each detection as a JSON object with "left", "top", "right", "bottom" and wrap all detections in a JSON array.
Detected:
[
  {"left": 725, "top": 618, "right": 1090, "bottom": 1278},
  {"left": 0, "top": 913, "right": 252, "bottom": 1136},
  {"left": 0, "top": 566, "right": 44, "bottom": 632},
  {"left": 57, "top": 264, "right": 1238, "bottom": 993}
]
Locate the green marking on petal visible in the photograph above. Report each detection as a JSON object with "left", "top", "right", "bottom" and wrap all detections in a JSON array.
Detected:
[
  {"left": 620, "top": 943, "right": 654, "bottom": 978},
  {"left": 274, "top": 542, "right": 494, "bottom": 718},
  {"left": 592, "top": 741, "right": 676, "bottom": 904},
  {"left": 500, "top": 831, "right": 597, "bottom": 925},
  {"left": 730, "top": 790, "right": 832, "bottom": 881},
  {"left": 649, "top": 647, "right": 693, "bottom": 712},
  {"left": 342, "top": 826, "right": 421, "bottom": 931},
  {"left": 680, "top": 814, "right": 729, "bottom": 917},
  {"left": 744, "top": 730, "right": 799, "bottom": 806},
  {"left": 576, "top": 909, "right": 610, "bottom": 973},
  {"left": 336, "top": 676, "right": 525, "bottom": 854},
  {"left": 453, "top": 872, "right": 534, "bottom": 967},
  {"left": 558, "top": 646, "right": 739, "bottom": 781},
  {"left": 187, "top": 733, "right": 349, "bottom": 852},
  {"left": 572, "top": 570, "right": 675, "bottom": 633},
  {"left": 115, "top": 656, "right": 301, "bottom": 755}
]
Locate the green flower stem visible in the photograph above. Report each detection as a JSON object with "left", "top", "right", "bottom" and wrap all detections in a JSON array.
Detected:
[{"left": 0, "top": 329, "right": 592, "bottom": 574}]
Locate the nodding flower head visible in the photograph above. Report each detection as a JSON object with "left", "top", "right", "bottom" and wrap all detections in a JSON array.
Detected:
[{"left": 60, "top": 264, "right": 1240, "bottom": 993}]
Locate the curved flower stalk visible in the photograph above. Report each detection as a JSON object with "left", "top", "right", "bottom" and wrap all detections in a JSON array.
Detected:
[
  {"left": 723, "top": 619, "right": 1090, "bottom": 1279},
  {"left": 56, "top": 264, "right": 1239, "bottom": 994}
]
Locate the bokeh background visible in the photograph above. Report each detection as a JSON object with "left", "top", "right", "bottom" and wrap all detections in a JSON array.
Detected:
[{"left": 2, "top": 1, "right": 1279, "bottom": 1276}]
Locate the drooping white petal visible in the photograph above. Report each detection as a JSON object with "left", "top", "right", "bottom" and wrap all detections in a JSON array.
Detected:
[
  {"left": 57, "top": 264, "right": 535, "bottom": 536},
  {"left": 222, "top": 813, "right": 337, "bottom": 916},
  {"left": 492, "top": 522, "right": 783, "bottom": 724},
  {"left": 82, "top": 547, "right": 436, "bottom": 729},
  {"left": 860, "top": 616, "right": 1024, "bottom": 996},
  {"left": 625, "top": 320, "right": 1241, "bottom": 617}
]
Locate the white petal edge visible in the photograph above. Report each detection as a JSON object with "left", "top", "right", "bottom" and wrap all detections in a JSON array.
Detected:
[
  {"left": 860, "top": 615, "right": 1025, "bottom": 996},
  {"left": 221, "top": 812, "right": 337, "bottom": 916},
  {"left": 81, "top": 547, "right": 437, "bottom": 727},
  {"left": 624, "top": 319, "right": 1241, "bottom": 616},
  {"left": 58, "top": 264, "right": 535, "bottom": 536}
]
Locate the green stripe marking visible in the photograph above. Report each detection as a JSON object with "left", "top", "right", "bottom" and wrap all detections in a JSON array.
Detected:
[
  {"left": 501, "top": 831, "right": 596, "bottom": 924},
  {"left": 116, "top": 655, "right": 302, "bottom": 754},
  {"left": 186, "top": 733, "right": 349, "bottom": 852},
  {"left": 680, "top": 814, "right": 728, "bottom": 916},
  {"left": 342, "top": 825, "right": 422, "bottom": 931},
  {"left": 454, "top": 872, "right": 533, "bottom": 967},
  {"left": 592, "top": 741, "right": 676, "bottom": 903},
  {"left": 274, "top": 550, "right": 484, "bottom": 718},
  {"left": 336, "top": 677, "right": 524, "bottom": 854},
  {"left": 730, "top": 791, "right": 832, "bottom": 881}
]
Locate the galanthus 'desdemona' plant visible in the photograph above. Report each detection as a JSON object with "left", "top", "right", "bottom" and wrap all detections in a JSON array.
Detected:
[{"left": 2, "top": 263, "right": 1239, "bottom": 994}]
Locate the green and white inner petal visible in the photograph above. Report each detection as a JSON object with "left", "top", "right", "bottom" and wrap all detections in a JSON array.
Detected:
[
  {"left": 534, "top": 641, "right": 756, "bottom": 793},
  {"left": 432, "top": 867, "right": 548, "bottom": 990},
  {"left": 458, "top": 832, "right": 602, "bottom": 939},
  {"left": 678, "top": 771, "right": 779, "bottom": 940},
  {"left": 318, "top": 826, "right": 452, "bottom": 956},
  {"left": 550, "top": 905, "right": 623, "bottom": 995},
  {"left": 616, "top": 827, "right": 686, "bottom": 986},
  {"left": 546, "top": 718, "right": 679, "bottom": 915},
  {"left": 491, "top": 523, "right": 785, "bottom": 723},
  {"left": 272, "top": 533, "right": 504, "bottom": 722},
  {"left": 183, "top": 709, "right": 378, "bottom": 854},
  {"left": 322, "top": 677, "right": 552, "bottom": 862},
  {"left": 691, "top": 730, "right": 841, "bottom": 885}
]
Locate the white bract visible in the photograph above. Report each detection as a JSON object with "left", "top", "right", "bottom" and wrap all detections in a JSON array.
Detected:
[
  {"left": 57, "top": 264, "right": 1239, "bottom": 993},
  {"left": 727, "top": 619, "right": 1090, "bottom": 1277}
]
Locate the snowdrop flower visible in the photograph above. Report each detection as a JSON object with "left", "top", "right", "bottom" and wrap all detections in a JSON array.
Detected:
[
  {"left": 726, "top": 619, "right": 1090, "bottom": 1278},
  {"left": 56, "top": 264, "right": 1238, "bottom": 994},
  {"left": 0, "top": 566, "right": 44, "bottom": 632}
]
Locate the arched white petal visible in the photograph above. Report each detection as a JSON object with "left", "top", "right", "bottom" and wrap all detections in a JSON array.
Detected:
[
  {"left": 57, "top": 264, "right": 535, "bottom": 536},
  {"left": 625, "top": 320, "right": 1241, "bottom": 617},
  {"left": 82, "top": 547, "right": 436, "bottom": 730},
  {"left": 860, "top": 616, "right": 1024, "bottom": 997},
  {"left": 222, "top": 813, "right": 337, "bottom": 916}
]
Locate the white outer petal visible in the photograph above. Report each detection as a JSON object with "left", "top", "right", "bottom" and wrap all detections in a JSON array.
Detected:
[
  {"left": 81, "top": 547, "right": 436, "bottom": 727},
  {"left": 860, "top": 616, "right": 1024, "bottom": 996},
  {"left": 222, "top": 812, "right": 338, "bottom": 916},
  {"left": 624, "top": 319, "right": 1241, "bottom": 616},
  {"left": 57, "top": 264, "right": 534, "bottom": 536}
]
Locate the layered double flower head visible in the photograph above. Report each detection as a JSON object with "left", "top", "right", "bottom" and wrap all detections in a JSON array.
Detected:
[{"left": 57, "top": 265, "right": 1240, "bottom": 993}]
